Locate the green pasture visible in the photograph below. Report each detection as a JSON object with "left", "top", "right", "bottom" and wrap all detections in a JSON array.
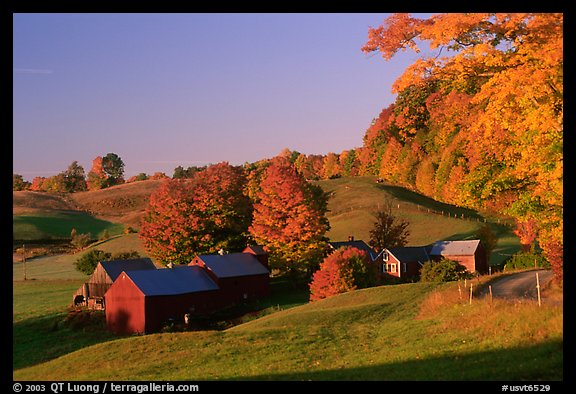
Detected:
[{"left": 13, "top": 211, "right": 124, "bottom": 241}]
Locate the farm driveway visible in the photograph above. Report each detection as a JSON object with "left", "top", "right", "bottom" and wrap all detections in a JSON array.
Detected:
[{"left": 483, "top": 270, "right": 554, "bottom": 300}]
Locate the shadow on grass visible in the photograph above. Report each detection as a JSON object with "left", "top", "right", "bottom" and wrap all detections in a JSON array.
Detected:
[
  {"left": 13, "top": 312, "right": 117, "bottom": 371},
  {"left": 225, "top": 339, "right": 563, "bottom": 381},
  {"left": 14, "top": 212, "right": 122, "bottom": 240},
  {"left": 376, "top": 184, "right": 482, "bottom": 219}
]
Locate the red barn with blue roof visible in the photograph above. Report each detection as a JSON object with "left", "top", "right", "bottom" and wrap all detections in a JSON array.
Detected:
[
  {"left": 104, "top": 266, "right": 219, "bottom": 334},
  {"left": 189, "top": 250, "right": 270, "bottom": 308}
]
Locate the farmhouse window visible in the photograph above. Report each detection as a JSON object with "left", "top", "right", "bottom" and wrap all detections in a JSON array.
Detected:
[
  {"left": 388, "top": 263, "right": 397, "bottom": 273},
  {"left": 402, "top": 263, "right": 407, "bottom": 273}
]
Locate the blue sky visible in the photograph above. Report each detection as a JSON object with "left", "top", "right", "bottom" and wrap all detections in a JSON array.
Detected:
[{"left": 13, "top": 13, "right": 433, "bottom": 180}]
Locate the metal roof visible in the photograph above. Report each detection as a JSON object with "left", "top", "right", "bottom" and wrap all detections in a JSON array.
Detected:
[
  {"left": 429, "top": 240, "right": 481, "bottom": 256},
  {"left": 100, "top": 258, "right": 157, "bottom": 281},
  {"left": 387, "top": 246, "right": 430, "bottom": 263},
  {"left": 195, "top": 253, "right": 270, "bottom": 278},
  {"left": 328, "top": 240, "right": 379, "bottom": 260},
  {"left": 243, "top": 245, "right": 267, "bottom": 255},
  {"left": 122, "top": 266, "right": 219, "bottom": 296}
]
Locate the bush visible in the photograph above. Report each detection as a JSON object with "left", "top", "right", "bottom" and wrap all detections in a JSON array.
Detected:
[
  {"left": 309, "top": 247, "right": 378, "bottom": 302},
  {"left": 74, "top": 249, "right": 111, "bottom": 275},
  {"left": 71, "top": 232, "right": 92, "bottom": 250},
  {"left": 506, "top": 251, "right": 550, "bottom": 270},
  {"left": 420, "top": 258, "right": 472, "bottom": 282}
]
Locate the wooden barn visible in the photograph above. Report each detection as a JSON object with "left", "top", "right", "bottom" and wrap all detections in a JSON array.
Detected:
[
  {"left": 189, "top": 250, "right": 270, "bottom": 308},
  {"left": 429, "top": 239, "right": 488, "bottom": 274},
  {"left": 104, "top": 266, "right": 220, "bottom": 334},
  {"left": 380, "top": 246, "right": 431, "bottom": 279},
  {"left": 73, "top": 258, "right": 157, "bottom": 309}
]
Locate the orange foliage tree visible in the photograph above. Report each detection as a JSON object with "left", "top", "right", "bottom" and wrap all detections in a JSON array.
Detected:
[
  {"left": 309, "top": 247, "right": 377, "bottom": 302},
  {"left": 362, "top": 13, "right": 563, "bottom": 281},
  {"left": 140, "top": 162, "right": 252, "bottom": 266},
  {"left": 249, "top": 156, "right": 330, "bottom": 276}
]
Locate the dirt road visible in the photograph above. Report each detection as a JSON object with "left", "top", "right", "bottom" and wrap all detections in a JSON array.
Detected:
[{"left": 483, "top": 270, "right": 554, "bottom": 300}]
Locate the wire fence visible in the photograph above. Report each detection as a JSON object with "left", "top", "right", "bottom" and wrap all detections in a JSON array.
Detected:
[{"left": 328, "top": 202, "right": 515, "bottom": 228}]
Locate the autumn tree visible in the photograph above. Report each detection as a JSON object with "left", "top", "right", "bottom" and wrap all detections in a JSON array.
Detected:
[
  {"left": 249, "top": 156, "right": 330, "bottom": 276},
  {"left": 309, "top": 246, "right": 378, "bottom": 302},
  {"left": 140, "top": 162, "right": 252, "bottom": 266},
  {"left": 87, "top": 156, "right": 107, "bottom": 190},
  {"left": 362, "top": 13, "right": 563, "bottom": 282},
  {"left": 13, "top": 174, "right": 30, "bottom": 191},
  {"left": 369, "top": 199, "right": 410, "bottom": 251},
  {"left": 62, "top": 161, "right": 87, "bottom": 192}
]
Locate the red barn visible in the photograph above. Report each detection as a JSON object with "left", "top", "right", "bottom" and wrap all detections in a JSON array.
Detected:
[
  {"left": 189, "top": 251, "right": 270, "bottom": 308},
  {"left": 429, "top": 240, "right": 488, "bottom": 274},
  {"left": 105, "top": 266, "right": 219, "bottom": 334}
]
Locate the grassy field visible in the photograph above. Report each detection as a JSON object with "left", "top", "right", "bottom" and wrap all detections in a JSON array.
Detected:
[
  {"left": 13, "top": 211, "right": 124, "bottom": 241},
  {"left": 317, "top": 176, "right": 520, "bottom": 265},
  {"left": 13, "top": 234, "right": 152, "bottom": 281},
  {"left": 13, "top": 281, "right": 562, "bottom": 380}
]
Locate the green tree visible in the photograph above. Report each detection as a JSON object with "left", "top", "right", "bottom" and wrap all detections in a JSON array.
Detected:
[
  {"left": 102, "top": 153, "right": 125, "bottom": 186},
  {"left": 420, "top": 258, "right": 470, "bottom": 282},
  {"left": 368, "top": 199, "right": 410, "bottom": 250},
  {"left": 13, "top": 174, "right": 30, "bottom": 191},
  {"left": 62, "top": 161, "right": 87, "bottom": 192},
  {"left": 74, "top": 249, "right": 111, "bottom": 276}
]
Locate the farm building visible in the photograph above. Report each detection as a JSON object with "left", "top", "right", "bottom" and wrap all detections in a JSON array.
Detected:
[
  {"left": 105, "top": 265, "right": 219, "bottom": 334},
  {"left": 328, "top": 237, "right": 380, "bottom": 261},
  {"left": 73, "top": 258, "right": 157, "bottom": 309},
  {"left": 380, "top": 246, "right": 431, "bottom": 279},
  {"left": 429, "top": 239, "right": 488, "bottom": 274},
  {"left": 189, "top": 249, "right": 270, "bottom": 308}
]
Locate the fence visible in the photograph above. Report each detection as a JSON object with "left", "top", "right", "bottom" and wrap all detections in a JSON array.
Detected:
[{"left": 328, "top": 201, "right": 515, "bottom": 228}]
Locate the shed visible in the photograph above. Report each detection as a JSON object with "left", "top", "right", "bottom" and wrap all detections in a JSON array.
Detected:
[
  {"left": 429, "top": 239, "right": 488, "bottom": 274},
  {"left": 105, "top": 266, "right": 219, "bottom": 334},
  {"left": 190, "top": 252, "right": 270, "bottom": 307},
  {"left": 73, "top": 258, "right": 157, "bottom": 309}
]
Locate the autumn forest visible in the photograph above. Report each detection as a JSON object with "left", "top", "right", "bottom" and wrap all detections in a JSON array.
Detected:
[{"left": 13, "top": 13, "right": 563, "bottom": 281}]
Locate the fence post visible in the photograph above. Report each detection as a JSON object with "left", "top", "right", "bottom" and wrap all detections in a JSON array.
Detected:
[
  {"left": 536, "top": 272, "right": 541, "bottom": 307},
  {"left": 469, "top": 283, "right": 473, "bottom": 305},
  {"left": 489, "top": 285, "right": 493, "bottom": 306},
  {"left": 458, "top": 282, "right": 462, "bottom": 300}
]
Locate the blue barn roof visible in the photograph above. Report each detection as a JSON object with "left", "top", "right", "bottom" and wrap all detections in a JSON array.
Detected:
[
  {"left": 122, "top": 266, "right": 219, "bottom": 296},
  {"left": 99, "top": 258, "right": 157, "bottom": 281},
  {"left": 195, "top": 253, "right": 270, "bottom": 278}
]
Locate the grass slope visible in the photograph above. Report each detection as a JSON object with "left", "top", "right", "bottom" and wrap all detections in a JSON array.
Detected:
[
  {"left": 12, "top": 234, "right": 152, "bottom": 281},
  {"left": 13, "top": 282, "right": 562, "bottom": 381},
  {"left": 317, "top": 177, "right": 520, "bottom": 265}
]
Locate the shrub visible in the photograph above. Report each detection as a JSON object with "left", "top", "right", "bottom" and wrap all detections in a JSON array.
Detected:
[
  {"left": 420, "top": 258, "right": 471, "bottom": 282},
  {"left": 309, "top": 247, "right": 378, "bottom": 302},
  {"left": 74, "top": 249, "right": 111, "bottom": 275},
  {"left": 506, "top": 251, "right": 550, "bottom": 270},
  {"left": 71, "top": 232, "right": 92, "bottom": 250}
]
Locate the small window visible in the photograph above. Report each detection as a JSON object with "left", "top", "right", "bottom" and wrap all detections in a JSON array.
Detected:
[
  {"left": 381, "top": 263, "right": 387, "bottom": 273},
  {"left": 402, "top": 263, "right": 407, "bottom": 273},
  {"left": 388, "top": 263, "right": 397, "bottom": 273},
  {"left": 382, "top": 251, "right": 389, "bottom": 261}
]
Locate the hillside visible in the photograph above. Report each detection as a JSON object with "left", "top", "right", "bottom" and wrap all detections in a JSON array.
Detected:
[
  {"left": 317, "top": 177, "right": 520, "bottom": 265},
  {"left": 14, "top": 176, "right": 520, "bottom": 265},
  {"left": 13, "top": 281, "right": 562, "bottom": 380},
  {"left": 69, "top": 179, "right": 164, "bottom": 230}
]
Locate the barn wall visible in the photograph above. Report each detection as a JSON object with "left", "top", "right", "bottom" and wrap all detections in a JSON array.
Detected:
[
  {"left": 443, "top": 255, "right": 477, "bottom": 273},
  {"left": 144, "top": 291, "right": 219, "bottom": 333},
  {"left": 105, "top": 276, "right": 146, "bottom": 335},
  {"left": 86, "top": 263, "right": 113, "bottom": 298},
  {"left": 474, "top": 245, "right": 488, "bottom": 274},
  {"left": 217, "top": 275, "right": 270, "bottom": 307}
]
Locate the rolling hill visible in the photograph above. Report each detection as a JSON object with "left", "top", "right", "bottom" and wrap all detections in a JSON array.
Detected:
[
  {"left": 13, "top": 280, "right": 562, "bottom": 380},
  {"left": 13, "top": 176, "right": 520, "bottom": 265}
]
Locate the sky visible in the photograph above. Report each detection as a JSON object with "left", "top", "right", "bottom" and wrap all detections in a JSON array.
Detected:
[{"left": 13, "top": 13, "right": 433, "bottom": 181}]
